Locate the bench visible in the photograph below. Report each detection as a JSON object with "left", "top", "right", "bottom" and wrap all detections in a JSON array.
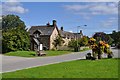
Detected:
[{"left": 36, "top": 51, "right": 46, "bottom": 56}]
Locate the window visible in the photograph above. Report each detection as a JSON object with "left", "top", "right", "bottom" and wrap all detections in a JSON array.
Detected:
[{"left": 34, "top": 33, "right": 39, "bottom": 38}]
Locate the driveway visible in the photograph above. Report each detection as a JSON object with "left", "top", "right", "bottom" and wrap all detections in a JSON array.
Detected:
[{"left": 1, "top": 48, "right": 119, "bottom": 73}]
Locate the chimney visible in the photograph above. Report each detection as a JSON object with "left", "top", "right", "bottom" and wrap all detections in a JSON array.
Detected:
[
  {"left": 53, "top": 20, "right": 56, "bottom": 26},
  {"left": 80, "top": 30, "right": 82, "bottom": 34},
  {"left": 47, "top": 22, "right": 50, "bottom": 26},
  {"left": 80, "top": 30, "right": 83, "bottom": 37},
  {"left": 61, "top": 26, "right": 63, "bottom": 31}
]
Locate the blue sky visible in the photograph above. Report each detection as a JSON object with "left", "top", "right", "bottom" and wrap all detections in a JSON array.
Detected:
[{"left": 1, "top": 1, "right": 118, "bottom": 37}]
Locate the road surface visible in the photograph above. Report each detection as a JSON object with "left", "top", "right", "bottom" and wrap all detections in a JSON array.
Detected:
[{"left": 1, "top": 48, "right": 119, "bottom": 73}]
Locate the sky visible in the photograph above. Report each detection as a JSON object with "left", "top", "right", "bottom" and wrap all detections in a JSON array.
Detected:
[{"left": 1, "top": 0, "right": 119, "bottom": 37}]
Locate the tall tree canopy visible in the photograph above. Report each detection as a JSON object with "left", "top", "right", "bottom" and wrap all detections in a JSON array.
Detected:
[
  {"left": 2, "top": 14, "right": 30, "bottom": 53},
  {"left": 2, "top": 15, "right": 25, "bottom": 30},
  {"left": 93, "top": 32, "right": 113, "bottom": 45},
  {"left": 109, "top": 31, "right": 120, "bottom": 46}
]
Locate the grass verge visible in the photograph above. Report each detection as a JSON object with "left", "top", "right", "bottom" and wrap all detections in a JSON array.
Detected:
[
  {"left": 4, "top": 48, "right": 90, "bottom": 57},
  {"left": 2, "top": 58, "right": 119, "bottom": 78},
  {"left": 4, "top": 50, "right": 72, "bottom": 57}
]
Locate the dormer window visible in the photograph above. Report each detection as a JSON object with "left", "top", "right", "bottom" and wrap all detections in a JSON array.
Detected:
[
  {"left": 34, "top": 33, "right": 39, "bottom": 38},
  {"left": 33, "top": 30, "right": 42, "bottom": 38}
]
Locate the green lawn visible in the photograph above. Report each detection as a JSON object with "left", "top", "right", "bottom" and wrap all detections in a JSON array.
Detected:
[
  {"left": 2, "top": 58, "right": 119, "bottom": 78},
  {"left": 4, "top": 48, "right": 90, "bottom": 57},
  {"left": 45, "top": 50, "right": 71, "bottom": 56},
  {"left": 4, "top": 51, "right": 36, "bottom": 57},
  {"left": 4, "top": 50, "right": 72, "bottom": 57}
]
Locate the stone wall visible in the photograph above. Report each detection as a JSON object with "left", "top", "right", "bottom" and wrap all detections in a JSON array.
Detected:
[
  {"left": 50, "top": 27, "right": 59, "bottom": 49},
  {"left": 62, "top": 38, "right": 71, "bottom": 46}
]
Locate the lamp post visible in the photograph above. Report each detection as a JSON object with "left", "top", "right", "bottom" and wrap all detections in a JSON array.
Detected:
[{"left": 76, "top": 25, "right": 87, "bottom": 52}]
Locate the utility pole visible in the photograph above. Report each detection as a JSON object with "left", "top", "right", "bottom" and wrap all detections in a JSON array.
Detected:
[{"left": 76, "top": 25, "right": 87, "bottom": 52}]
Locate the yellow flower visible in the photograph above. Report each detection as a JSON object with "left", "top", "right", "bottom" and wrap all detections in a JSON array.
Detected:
[
  {"left": 105, "top": 44, "right": 109, "bottom": 48},
  {"left": 90, "top": 38, "right": 96, "bottom": 41},
  {"left": 99, "top": 41, "right": 105, "bottom": 45}
]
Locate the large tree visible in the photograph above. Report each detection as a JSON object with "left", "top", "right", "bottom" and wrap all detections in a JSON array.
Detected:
[
  {"left": 2, "top": 14, "right": 30, "bottom": 53},
  {"left": 109, "top": 31, "right": 120, "bottom": 48},
  {"left": 2, "top": 15, "right": 25, "bottom": 30},
  {"left": 93, "top": 32, "right": 113, "bottom": 45}
]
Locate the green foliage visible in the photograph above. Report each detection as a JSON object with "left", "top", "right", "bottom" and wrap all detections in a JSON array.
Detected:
[
  {"left": 52, "top": 35, "right": 64, "bottom": 50},
  {"left": 109, "top": 31, "right": 120, "bottom": 45},
  {"left": 78, "top": 36, "right": 89, "bottom": 46},
  {"left": 2, "top": 14, "right": 30, "bottom": 53},
  {"left": 68, "top": 40, "right": 77, "bottom": 48},
  {"left": 93, "top": 32, "right": 113, "bottom": 45},
  {"left": 2, "top": 15, "right": 25, "bottom": 30},
  {"left": 3, "top": 28, "right": 30, "bottom": 53},
  {"left": 68, "top": 36, "right": 89, "bottom": 48}
]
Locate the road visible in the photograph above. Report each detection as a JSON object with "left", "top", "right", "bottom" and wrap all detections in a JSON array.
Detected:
[{"left": 1, "top": 48, "right": 119, "bottom": 73}]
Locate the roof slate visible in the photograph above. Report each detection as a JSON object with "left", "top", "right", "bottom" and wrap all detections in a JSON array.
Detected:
[
  {"left": 59, "top": 30, "right": 75, "bottom": 38},
  {"left": 29, "top": 25, "right": 55, "bottom": 36}
]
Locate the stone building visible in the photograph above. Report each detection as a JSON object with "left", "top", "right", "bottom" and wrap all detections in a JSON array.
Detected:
[
  {"left": 29, "top": 20, "right": 59, "bottom": 51},
  {"left": 59, "top": 27, "right": 75, "bottom": 46},
  {"left": 59, "top": 27, "right": 83, "bottom": 46},
  {"left": 29, "top": 20, "right": 84, "bottom": 51}
]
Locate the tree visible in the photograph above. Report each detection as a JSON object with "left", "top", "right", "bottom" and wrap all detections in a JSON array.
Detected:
[
  {"left": 111, "top": 31, "right": 120, "bottom": 45},
  {"left": 2, "top": 14, "right": 30, "bottom": 53},
  {"left": 78, "top": 36, "right": 89, "bottom": 46},
  {"left": 109, "top": 31, "right": 120, "bottom": 48},
  {"left": 52, "top": 35, "right": 64, "bottom": 50},
  {"left": 2, "top": 15, "right": 25, "bottom": 30},
  {"left": 68, "top": 36, "right": 89, "bottom": 52},
  {"left": 68, "top": 40, "right": 77, "bottom": 48},
  {"left": 93, "top": 32, "right": 113, "bottom": 45}
]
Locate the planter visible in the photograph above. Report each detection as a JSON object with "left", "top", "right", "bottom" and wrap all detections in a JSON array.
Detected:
[{"left": 107, "top": 54, "right": 113, "bottom": 58}]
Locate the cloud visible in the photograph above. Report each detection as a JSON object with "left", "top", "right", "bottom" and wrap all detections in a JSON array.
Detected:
[
  {"left": 63, "top": 2, "right": 118, "bottom": 16},
  {"left": 69, "top": 31, "right": 73, "bottom": 33},
  {"left": 101, "top": 17, "right": 118, "bottom": 27},
  {"left": 2, "top": 0, "right": 28, "bottom": 14}
]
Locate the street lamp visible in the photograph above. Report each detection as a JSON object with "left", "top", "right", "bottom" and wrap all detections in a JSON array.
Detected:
[{"left": 76, "top": 25, "right": 87, "bottom": 52}]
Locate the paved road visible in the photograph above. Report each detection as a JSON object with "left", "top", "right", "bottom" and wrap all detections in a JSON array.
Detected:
[{"left": 1, "top": 48, "right": 119, "bottom": 73}]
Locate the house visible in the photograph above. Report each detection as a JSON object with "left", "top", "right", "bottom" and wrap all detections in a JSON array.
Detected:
[
  {"left": 59, "top": 27, "right": 83, "bottom": 46},
  {"left": 29, "top": 20, "right": 59, "bottom": 51},
  {"left": 73, "top": 30, "right": 83, "bottom": 39},
  {"left": 29, "top": 20, "right": 84, "bottom": 51}
]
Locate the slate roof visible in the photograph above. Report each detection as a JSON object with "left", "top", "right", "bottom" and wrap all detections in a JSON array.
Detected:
[
  {"left": 29, "top": 25, "right": 55, "bottom": 36},
  {"left": 73, "top": 33, "right": 83, "bottom": 38},
  {"left": 59, "top": 30, "right": 75, "bottom": 39}
]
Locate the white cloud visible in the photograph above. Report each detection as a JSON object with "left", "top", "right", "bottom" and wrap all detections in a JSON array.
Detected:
[
  {"left": 69, "top": 31, "right": 73, "bottom": 33},
  {"left": 64, "top": 5, "right": 89, "bottom": 11},
  {"left": 2, "top": 0, "right": 28, "bottom": 14},
  {"left": 63, "top": 2, "right": 118, "bottom": 16},
  {"left": 101, "top": 17, "right": 118, "bottom": 27}
]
